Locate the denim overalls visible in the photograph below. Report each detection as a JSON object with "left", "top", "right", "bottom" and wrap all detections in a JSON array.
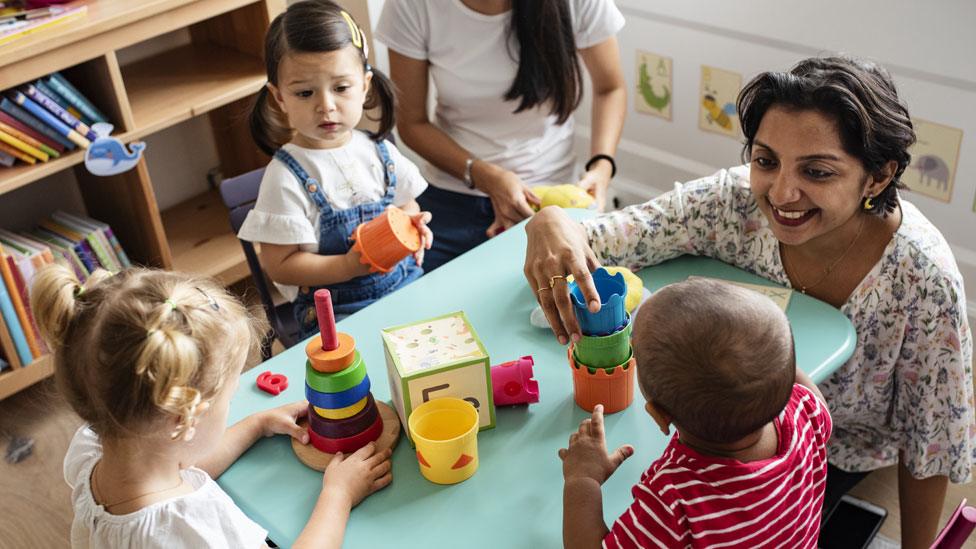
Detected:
[{"left": 275, "top": 141, "right": 422, "bottom": 338}]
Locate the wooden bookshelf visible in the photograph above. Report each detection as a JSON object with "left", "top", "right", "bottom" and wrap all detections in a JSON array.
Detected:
[{"left": 0, "top": 0, "right": 284, "bottom": 399}]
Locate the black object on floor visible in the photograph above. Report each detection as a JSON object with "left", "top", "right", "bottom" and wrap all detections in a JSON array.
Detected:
[{"left": 819, "top": 495, "right": 887, "bottom": 549}]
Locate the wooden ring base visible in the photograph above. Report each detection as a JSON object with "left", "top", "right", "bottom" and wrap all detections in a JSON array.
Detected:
[{"left": 292, "top": 401, "right": 401, "bottom": 472}]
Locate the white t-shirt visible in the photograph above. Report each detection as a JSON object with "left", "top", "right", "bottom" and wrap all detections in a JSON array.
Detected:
[
  {"left": 375, "top": 0, "right": 625, "bottom": 196},
  {"left": 238, "top": 131, "right": 428, "bottom": 301},
  {"left": 64, "top": 426, "right": 268, "bottom": 549}
]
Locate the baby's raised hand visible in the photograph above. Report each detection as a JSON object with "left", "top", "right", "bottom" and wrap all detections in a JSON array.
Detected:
[
  {"left": 558, "top": 405, "right": 634, "bottom": 484},
  {"left": 255, "top": 400, "right": 309, "bottom": 444},
  {"left": 409, "top": 211, "right": 433, "bottom": 267},
  {"left": 323, "top": 442, "right": 394, "bottom": 507}
]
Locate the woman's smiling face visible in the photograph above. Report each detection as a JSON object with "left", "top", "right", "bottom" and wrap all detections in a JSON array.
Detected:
[{"left": 749, "top": 105, "right": 878, "bottom": 247}]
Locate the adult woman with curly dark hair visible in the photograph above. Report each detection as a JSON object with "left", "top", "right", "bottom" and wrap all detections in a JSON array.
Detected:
[{"left": 524, "top": 57, "right": 973, "bottom": 548}]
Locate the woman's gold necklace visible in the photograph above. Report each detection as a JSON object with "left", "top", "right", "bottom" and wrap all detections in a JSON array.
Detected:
[{"left": 783, "top": 215, "right": 866, "bottom": 294}]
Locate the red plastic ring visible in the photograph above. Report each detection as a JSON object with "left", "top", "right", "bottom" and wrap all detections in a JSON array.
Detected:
[{"left": 308, "top": 411, "right": 383, "bottom": 454}]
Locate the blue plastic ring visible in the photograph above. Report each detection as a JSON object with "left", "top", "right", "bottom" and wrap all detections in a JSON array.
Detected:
[{"left": 305, "top": 374, "right": 371, "bottom": 409}]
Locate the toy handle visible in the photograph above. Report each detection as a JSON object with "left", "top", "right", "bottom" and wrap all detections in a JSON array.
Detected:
[{"left": 314, "top": 289, "right": 338, "bottom": 351}]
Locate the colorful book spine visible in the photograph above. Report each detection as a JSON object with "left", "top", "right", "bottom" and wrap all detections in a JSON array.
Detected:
[
  {"left": 0, "top": 141, "right": 36, "bottom": 164},
  {"left": 53, "top": 212, "right": 120, "bottom": 272},
  {"left": 3, "top": 253, "right": 41, "bottom": 358},
  {"left": 29, "top": 229, "right": 87, "bottom": 281},
  {"left": 23, "top": 84, "right": 97, "bottom": 142},
  {"left": 0, "top": 245, "right": 34, "bottom": 365},
  {"left": 10, "top": 91, "right": 89, "bottom": 149},
  {"left": 34, "top": 80, "right": 84, "bottom": 124},
  {"left": 0, "top": 128, "right": 48, "bottom": 161},
  {"left": 103, "top": 227, "right": 131, "bottom": 268},
  {"left": 45, "top": 73, "right": 107, "bottom": 125},
  {"left": 0, "top": 148, "right": 14, "bottom": 167},
  {"left": 0, "top": 119, "right": 57, "bottom": 158},
  {"left": 0, "top": 300, "right": 24, "bottom": 369},
  {"left": 37, "top": 222, "right": 96, "bottom": 272},
  {"left": 0, "top": 98, "right": 75, "bottom": 150},
  {"left": 0, "top": 111, "right": 63, "bottom": 153}
]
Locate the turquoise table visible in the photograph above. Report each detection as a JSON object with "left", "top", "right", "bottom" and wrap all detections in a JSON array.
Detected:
[{"left": 219, "top": 211, "right": 856, "bottom": 548}]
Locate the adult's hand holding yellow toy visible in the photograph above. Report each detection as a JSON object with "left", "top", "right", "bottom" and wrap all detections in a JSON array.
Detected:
[
  {"left": 575, "top": 168, "right": 610, "bottom": 211},
  {"left": 532, "top": 184, "right": 595, "bottom": 211}
]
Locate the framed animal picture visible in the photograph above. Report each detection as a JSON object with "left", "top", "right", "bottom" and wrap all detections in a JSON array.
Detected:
[
  {"left": 635, "top": 50, "right": 673, "bottom": 120},
  {"left": 902, "top": 118, "right": 963, "bottom": 203},
  {"left": 698, "top": 65, "right": 741, "bottom": 139}
]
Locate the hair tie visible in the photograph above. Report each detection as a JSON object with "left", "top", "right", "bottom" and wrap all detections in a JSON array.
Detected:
[
  {"left": 165, "top": 299, "right": 177, "bottom": 311},
  {"left": 74, "top": 285, "right": 85, "bottom": 298},
  {"left": 365, "top": 63, "right": 372, "bottom": 73}
]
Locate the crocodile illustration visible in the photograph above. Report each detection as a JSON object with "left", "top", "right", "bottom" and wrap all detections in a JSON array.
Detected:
[
  {"left": 84, "top": 123, "right": 146, "bottom": 176},
  {"left": 638, "top": 62, "right": 671, "bottom": 112}
]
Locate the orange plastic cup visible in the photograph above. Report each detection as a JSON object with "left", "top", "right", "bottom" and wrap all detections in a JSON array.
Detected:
[
  {"left": 567, "top": 345, "right": 635, "bottom": 414},
  {"left": 351, "top": 207, "right": 421, "bottom": 273}
]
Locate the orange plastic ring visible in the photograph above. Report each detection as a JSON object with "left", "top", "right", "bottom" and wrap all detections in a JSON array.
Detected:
[{"left": 306, "top": 332, "right": 356, "bottom": 373}]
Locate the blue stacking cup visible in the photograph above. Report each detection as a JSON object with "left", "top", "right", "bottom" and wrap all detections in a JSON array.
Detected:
[{"left": 569, "top": 268, "right": 628, "bottom": 336}]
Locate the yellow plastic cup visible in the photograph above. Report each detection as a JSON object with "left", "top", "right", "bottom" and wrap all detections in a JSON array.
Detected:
[{"left": 408, "top": 398, "right": 479, "bottom": 485}]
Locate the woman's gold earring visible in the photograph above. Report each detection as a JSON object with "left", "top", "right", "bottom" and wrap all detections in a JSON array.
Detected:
[{"left": 863, "top": 196, "right": 875, "bottom": 211}]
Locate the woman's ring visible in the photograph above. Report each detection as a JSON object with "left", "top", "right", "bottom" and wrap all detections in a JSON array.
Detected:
[
  {"left": 549, "top": 275, "right": 567, "bottom": 288},
  {"left": 537, "top": 286, "right": 551, "bottom": 294}
]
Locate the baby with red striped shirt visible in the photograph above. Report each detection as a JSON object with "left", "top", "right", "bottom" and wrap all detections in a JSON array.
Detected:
[{"left": 559, "top": 278, "right": 832, "bottom": 549}]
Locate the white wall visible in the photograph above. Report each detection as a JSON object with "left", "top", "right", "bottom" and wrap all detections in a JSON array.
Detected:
[{"left": 569, "top": 0, "right": 976, "bottom": 317}]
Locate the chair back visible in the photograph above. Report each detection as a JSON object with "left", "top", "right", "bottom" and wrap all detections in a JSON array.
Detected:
[{"left": 219, "top": 168, "right": 299, "bottom": 356}]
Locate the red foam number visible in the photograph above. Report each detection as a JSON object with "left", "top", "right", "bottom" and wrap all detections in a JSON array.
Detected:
[{"left": 256, "top": 371, "right": 289, "bottom": 396}]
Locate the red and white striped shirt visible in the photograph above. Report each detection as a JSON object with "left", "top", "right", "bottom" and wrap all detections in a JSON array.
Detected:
[{"left": 604, "top": 384, "right": 832, "bottom": 549}]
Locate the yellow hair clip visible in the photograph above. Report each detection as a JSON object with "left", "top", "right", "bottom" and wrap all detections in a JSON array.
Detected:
[{"left": 340, "top": 10, "right": 363, "bottom": 50}]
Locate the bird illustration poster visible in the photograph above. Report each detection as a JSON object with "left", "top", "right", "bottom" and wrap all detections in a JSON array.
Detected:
[
  {"left": 698, "top": 65, "right": 741, "bottom": 139},
  {"left": 901, "top": 118, "right": 962, "bottom": 204},
  {"left": 635, "top": 50, "right": 672, "bottom": 120}
]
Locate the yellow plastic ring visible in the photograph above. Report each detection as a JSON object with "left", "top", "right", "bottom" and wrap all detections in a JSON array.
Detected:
[{"left": 313, "top": 396, "right": 368, "bottom": 419}]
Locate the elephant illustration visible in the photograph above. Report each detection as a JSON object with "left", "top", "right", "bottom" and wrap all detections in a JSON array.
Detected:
[{"left": 912, "top": 154, "right": 950, "bottom": 191}]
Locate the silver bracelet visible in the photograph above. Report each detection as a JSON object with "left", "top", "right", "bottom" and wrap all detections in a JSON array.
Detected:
[{"left": 463, "top": 157, "right": 477, "bottom": 189}]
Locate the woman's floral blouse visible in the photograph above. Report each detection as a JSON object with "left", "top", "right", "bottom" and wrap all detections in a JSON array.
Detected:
[{"left": 583, "top": 165, "right": 974, "bottom": 482}]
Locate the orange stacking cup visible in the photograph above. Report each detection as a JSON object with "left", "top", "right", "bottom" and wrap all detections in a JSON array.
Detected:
[
  {"left": 351, "top": 207, "right": 421, "bottom": 273},
  {"left": 568, "top": 345, "right": 635, "bottom": 414}
]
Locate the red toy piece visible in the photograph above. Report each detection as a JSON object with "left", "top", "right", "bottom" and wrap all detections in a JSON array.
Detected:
[
  {"left": 257, "top": 371, "right": 289, "bottom": 396},
  {"left": 315, "top": 289, "right": 339, "bottom": 351}
]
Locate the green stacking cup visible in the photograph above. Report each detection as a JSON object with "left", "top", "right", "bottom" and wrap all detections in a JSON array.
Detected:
[
  {"left": 305, "top": 350, "right": 367, "bottom": 393},
  {"left": 573, "top": 316, "right": 632, "bottom": 369}
]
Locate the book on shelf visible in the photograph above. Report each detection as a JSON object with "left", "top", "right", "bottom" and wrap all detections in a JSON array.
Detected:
[
  {"left": 0, "top": 127, "right": 48, "bottom": 161},
  {"left": 0, "top": 242, "right": 33, "bottom": 366},
  {"left": 23, "top": 84, "right": 96, "bottom": 142},
  {"left": 0, "top": 111, "right": 64, "bottom": 153},
  {"left": 34, "top": 80, "right": 83, "bottom": 125},
  {"left": 29, "top": 228, "right": 88, "bottom": 282},
  {"left": 53, "top": 211, "right": 128, "bottom": 270},
  {"left": 0, "top": 4, "right": 88, "bottom": 47},
  {"left": 45, "top": 72, "right": 107, "bottom": 126},
  {"left": 0, "top": 238, "right": 46, "bottom": 357},
  {"left": 0, "top": 306, "right": 23, "bottom": 369},
  {"left": 10, "top": 91, "right": 89, "bottom": 149},
  {"left": 0, "top": 97, "right": 75, "bottom": 150},
  {"left": 0, "top": 140, "right": 35, "bottom": 164},
  {"left": 0, "top": 117, "right": 57, "bottom": 158}
]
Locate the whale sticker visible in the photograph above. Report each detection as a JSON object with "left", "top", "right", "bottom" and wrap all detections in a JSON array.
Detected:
[{"left": 84, "top": 123, "right": 146, "bottom": 176}]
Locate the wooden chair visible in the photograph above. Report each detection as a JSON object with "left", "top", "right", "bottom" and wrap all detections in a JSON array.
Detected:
[{"left": 219, "top": 168, "right": 300, "bottom": 360}]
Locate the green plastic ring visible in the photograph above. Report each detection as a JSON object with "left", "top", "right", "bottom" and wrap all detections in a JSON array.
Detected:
[{"left": 305, "top": 351, "right": 367, "bottom": 393}]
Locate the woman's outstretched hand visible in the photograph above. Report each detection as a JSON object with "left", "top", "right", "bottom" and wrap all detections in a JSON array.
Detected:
[
  {"left": 474, "top": 161, "right": 540, "bottom": 237},
  {"left": 524, "top": 206, "right": 603, "bottom": 344}
]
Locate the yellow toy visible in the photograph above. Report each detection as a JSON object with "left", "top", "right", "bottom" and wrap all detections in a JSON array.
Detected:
[
  {"left": 531, "top": 184, "right": 595, "bottom": 210},
  {"left": 568, "top": 266, "right": 644, "bottom": 313}
]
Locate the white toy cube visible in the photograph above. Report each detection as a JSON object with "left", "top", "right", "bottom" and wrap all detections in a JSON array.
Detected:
[{"left": 382, "top": 311, "right": 495, "bottom": 440}]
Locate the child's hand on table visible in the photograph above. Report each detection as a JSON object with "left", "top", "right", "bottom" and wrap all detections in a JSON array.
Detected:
[
  {"left": 254, "top": 400, "right": 310, "bottom": 444},
  {"left": 559, "top": 404, "right": 634, "bottom": 485},
  {"left": 323, "top": 442, "right": 394, "bottom": 507},
  {"left": 409, "top": 211, "right": 433, "bottom": 267}
]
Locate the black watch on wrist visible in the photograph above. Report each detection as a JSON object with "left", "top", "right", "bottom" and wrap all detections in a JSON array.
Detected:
[{"left": 585, "top": 154, "right": 616, "bottom": 178}]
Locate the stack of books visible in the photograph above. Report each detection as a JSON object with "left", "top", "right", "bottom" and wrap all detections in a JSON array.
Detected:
[
  {"left": 0, "top": 71, "right": 108, "bottom": 168},
  {"left": 0, "top": 211, "right": 130, "bottom": 369},
  {"left": 0, "top": 4, "right": 88, "bottom": 46}
]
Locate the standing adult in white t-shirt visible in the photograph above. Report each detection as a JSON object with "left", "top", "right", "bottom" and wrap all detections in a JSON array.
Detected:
[{"left": 375, "top": 0, "right": 626, "bottom": 271}]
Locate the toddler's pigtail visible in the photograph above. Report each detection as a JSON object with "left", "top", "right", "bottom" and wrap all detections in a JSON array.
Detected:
[
  {"left": 365, "top": 67, "right": 396, "bottom": 143},
  {"left": 250, "top": 86, "right": 293, "bottom": 157}
]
